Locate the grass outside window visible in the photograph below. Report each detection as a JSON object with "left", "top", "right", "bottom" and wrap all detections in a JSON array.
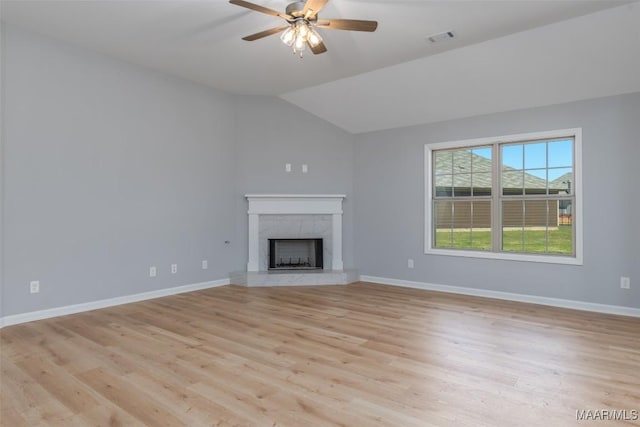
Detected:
[{"left": 435, "top": 225, "right": 573, "bottom": 254}]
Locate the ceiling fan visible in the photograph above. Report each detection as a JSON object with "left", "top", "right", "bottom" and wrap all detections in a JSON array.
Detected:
[{"left": 229, "top": 0, "right": 378, "bottom": 56}]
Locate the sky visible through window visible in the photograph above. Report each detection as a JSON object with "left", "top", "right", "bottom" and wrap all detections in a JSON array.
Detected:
[{"left": 471, "top": 139, "right": 573, "bottom": 181}]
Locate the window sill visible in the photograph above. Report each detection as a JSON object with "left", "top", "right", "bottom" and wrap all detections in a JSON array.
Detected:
[{"left": 424, "top": 248, "right": 583, "bottom": 265}]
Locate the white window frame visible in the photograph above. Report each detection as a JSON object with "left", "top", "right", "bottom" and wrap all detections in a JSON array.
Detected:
[{"left": 425, "top": 128, "right": 583, "bottom": 265}]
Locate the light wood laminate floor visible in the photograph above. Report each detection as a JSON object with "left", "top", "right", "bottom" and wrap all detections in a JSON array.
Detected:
[{"left": 1, "top": 282, "right": 639, "bottom": 426}]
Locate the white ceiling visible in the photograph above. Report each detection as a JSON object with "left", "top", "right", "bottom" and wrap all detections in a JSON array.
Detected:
[
  {"left": 282, "top": 2, "right": 640, "bottom": 133},
  {"left": 1, "top": 0, "right": 632, "bottom": 98},
  {"left": 0, "top": 0, "right": 640, "bottom": 132}
]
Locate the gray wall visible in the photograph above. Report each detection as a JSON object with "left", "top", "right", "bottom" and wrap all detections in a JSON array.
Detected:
[
  {"left": 1, "top": 22, "right": 6, "bottom": 319},
  {"left": 2, "top": 27, "right": 239, "bottom": 316},
  {"left": 233, "top": 95, "right": 355, "bottom": 271},
  {"left": 3, "top": 25, "right": 638, "bottom": 319},
  {"left": 354, "top": 92, "right": 640, "bottom": 308},
  {"left": 1, "top": 27, "right": 355, "bottom": 317}
]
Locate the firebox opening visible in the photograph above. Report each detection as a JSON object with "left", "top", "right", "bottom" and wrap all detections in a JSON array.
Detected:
[{"left": 269, "top": 238, "right": 323, "bottom": 270}]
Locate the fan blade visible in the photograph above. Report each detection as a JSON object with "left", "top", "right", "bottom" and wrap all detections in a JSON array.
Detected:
[
  {"left": 229, "top": 0, "right": 291, "bottom": 20},
  {"left": 303, "top": 0, "right": 329, "bottom": 19},
  {"left": 308, "top": 41, "right": 328, "bottom": 54},
  {"left": 316, "top": 19, "right": 378, "bottom": 32},
  {"left": 242, "top": 26, "right": 289, "bottom": 41}
]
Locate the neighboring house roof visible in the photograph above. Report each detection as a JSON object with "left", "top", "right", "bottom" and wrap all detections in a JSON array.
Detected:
[
  {"left": 550, "top": 172, "right": 573, "bottom": 190},
  {"left": 434, "top": 150, "right": 571, "bottom": 191}
]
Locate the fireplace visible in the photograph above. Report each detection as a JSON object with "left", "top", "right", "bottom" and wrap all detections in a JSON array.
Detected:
[
  {"left": 245, "top": 194, "right": 345, "bottom": 272},
  {"left": 269, "top": 238, "right": 323, "bottom": 270},
  {"left": 232, "top": 194, "right": 356, "bottom": 286}
]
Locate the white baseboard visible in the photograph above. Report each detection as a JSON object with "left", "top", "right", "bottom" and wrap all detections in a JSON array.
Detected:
[
  {"left": 4, "top": 275, "right": 636, "bottom": 327},
  {"left": 360, "top": 275, "right": 640, "bottom": 318},
  {"left": 0, "top": 278, "right": 230, "bottom": 328}
]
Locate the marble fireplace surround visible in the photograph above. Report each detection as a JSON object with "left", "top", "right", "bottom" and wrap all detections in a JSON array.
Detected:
[
  {"left": 232, "top": 194, "right": 357, "bottom": 287},
  {"left": 260, "top": 216, "right": 332, "bottom": 271},
  {"left": 246, "top": 194, "right": 345, "bottom": 272}
]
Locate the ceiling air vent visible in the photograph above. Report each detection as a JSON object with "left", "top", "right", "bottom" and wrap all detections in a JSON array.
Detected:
[{"left": 427, "top": 31, "right": 455, "bottom": 43}]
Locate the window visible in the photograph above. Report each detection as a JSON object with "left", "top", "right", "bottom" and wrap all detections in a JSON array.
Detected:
[{"left": 425, "top": 129, "right": 582, "bottom": 265}]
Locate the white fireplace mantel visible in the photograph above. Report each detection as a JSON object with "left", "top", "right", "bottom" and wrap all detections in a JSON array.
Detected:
[{"left": 245, "top": 194, "right": 345, "bottom": 272}]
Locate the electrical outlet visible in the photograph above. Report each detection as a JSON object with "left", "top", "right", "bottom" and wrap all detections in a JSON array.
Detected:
[
  {"left": 408, "top": 259, "right": 414, "bottom": 269},
  {"left": 302, "top": 164, "right": 308, "bottom": 173},
  {"left": 30, "top": 280, "right": 40, "bottom": 294},
  {"left": 149, "top": 266, "right": 157, "bottom": 277},
  {"left": 620, "top": 276, "right": 631, "bottom": 289},
  {"left": 171, "top": 264, "right": 178, "bottom": 274},
  {"left": 202, "top": 260, "right": 208, "bottom": 270},
  {"left": 285, "top": 163, "right": 292, "bottom": 172}
]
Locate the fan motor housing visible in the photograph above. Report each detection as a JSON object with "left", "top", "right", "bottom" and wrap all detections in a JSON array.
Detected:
[{"left": 285, "top": 1, "right": 307, "bottom": 17}]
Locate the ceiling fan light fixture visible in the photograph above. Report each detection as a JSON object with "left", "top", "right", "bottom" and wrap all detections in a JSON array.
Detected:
[
  {"left": 307, "top": 27, "right": 323, "bottom": 48},
  {"left": 296, "top": 20, "right": 310, "bottom": 38},
  {"left": 282, "top": 19, "right": 316, "bottom": 55},
  {"left": 280, "top": 26, "right": 296, "bottom": 46},
  {"left": 229, "top": 0, "right": 379, "bottom": 56},
  {"left": 294, "top": 32, "right": 307, "bottom": 52}
]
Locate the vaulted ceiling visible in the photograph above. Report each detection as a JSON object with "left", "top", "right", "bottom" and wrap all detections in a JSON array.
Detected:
[{"left": 2, "top": 0, "right": 639, "bottom": 133}]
